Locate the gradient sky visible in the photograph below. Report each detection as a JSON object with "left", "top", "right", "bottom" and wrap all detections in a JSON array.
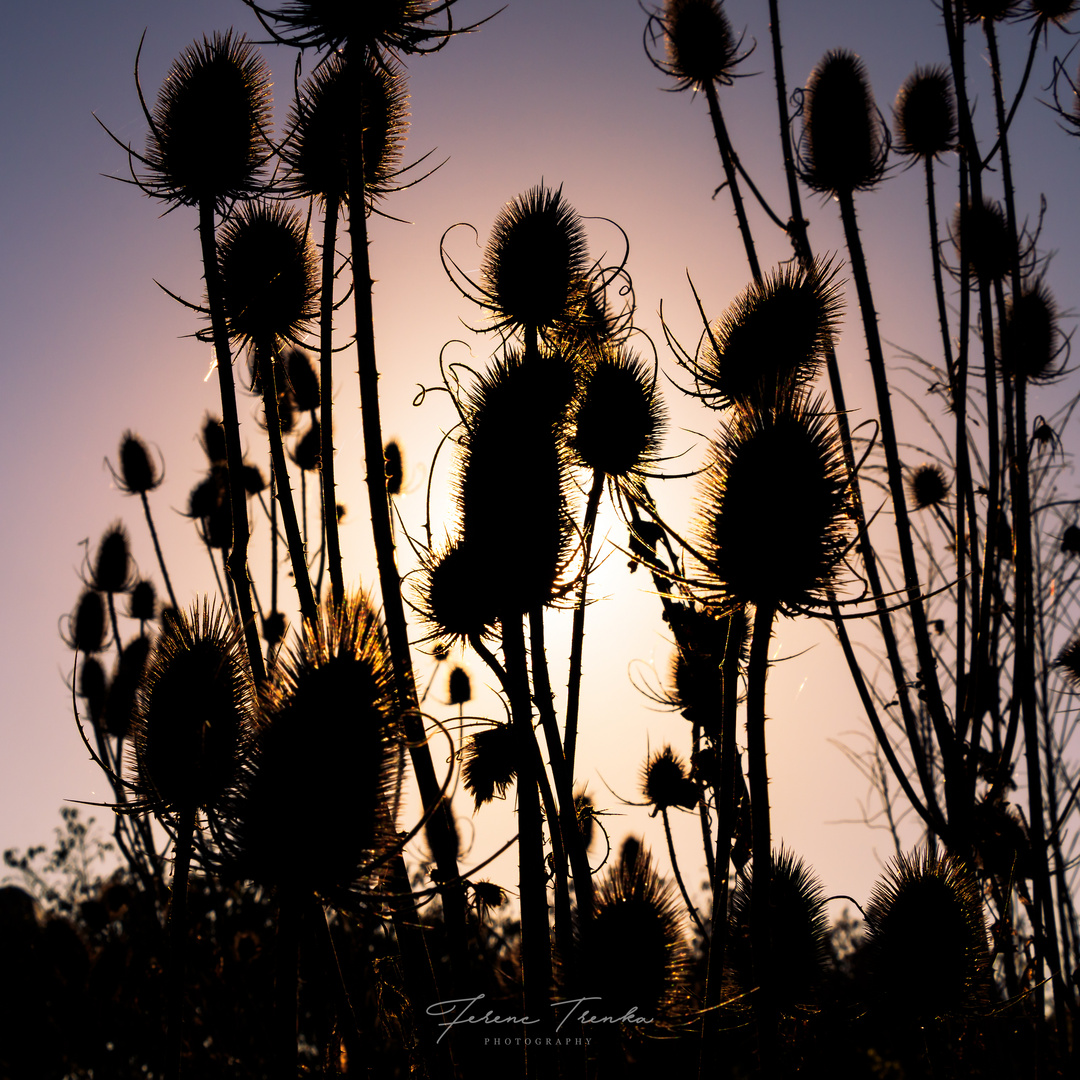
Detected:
[{"left": 4, "top": 0, "right": 1080, "bottom": 922}]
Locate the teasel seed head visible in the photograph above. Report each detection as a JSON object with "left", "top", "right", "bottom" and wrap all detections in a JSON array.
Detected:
[
  {"left": 217, "top": 200, "right": 319, "bottom": 348},
  {"left": 575, "top": 790, "right": 596, "bottom": 850},
  {"left": 132, "top": 601, "right": 254, "bottom": 814},
  {"left": 953, "top": 198, "right": 1014, "bottom": 284},
  {"left": 1030, "top": 0, "right": 1079, "bottom": 22},
  {"left": 642, "top": 745, "right": 699, "bottom": 812},
  {"left": 800, "top": 50, "right": 888, "bottom": 195},
  {"left": 480, "top": 184, "right": 589, "bottom": 338},
  {"left": 242, "top": 462, "right": 267, "bottom": 496},
  {"left": 78, "top": 657, "right": 108, "bottom": 730},
  {"left": 143, "top": 31, "right": 271, "bottom": 210},
  {"left": 290, "top": 420, "right": 322, "bottom": 473},
  {"left": 998, "top": 279, "right": 1064, "bottom": 383},
  {"left": 104, "top": 635, "right": 152, "bottom": 740},
  {"left": 256, "top": 0, "right": 449, "bottom": 55},
  {"left": 580, "top": 840, "right": 688, "bottom": 1021},
  {"left": 418, "top": 540, "right": 501, "bottom": 646},
  {"left": 284, "top": 347, "right": 321, "bottom": 413},
  {"left": 284, "top": 52, "right": 409, "bottom": 208},
  {"left": 695, "top": 396, "right": 851, "bottom": 609},
  {"left": 263, "top": 610, "right": 287, "bottom": 648},
  {"left": 907, "top": 463, "right": 950, "bottom": 509},
  {"left": 695, "top": 260, "right": 843, "bottom": 411},
  {"left": 657, "top": 0, "right": 740, "bottom": 91},
  {"left": 67, "top": 590, "right": 107, "bottom": 654},
  {"left": 128, "top": 580, "right": 157, "bottom": 623},
  {"left": 201, "top": 414, "right": 227, "bottom": 464},
  {"left": 90, "top": 523, "right": 134, "bottom": 596},
  {"left": 424, "top": 795, "right": 460, "bottom": 865},
  {"left": 384, "top": 439, "right": 404, "bottom": 495},
  {"left": 863, "top": 848, "right": 990, "bottom": 1019},
  {"left": 1062, "top": 524, "right": 1080, "bottom": 555},
  {"left": 447, "top": 665, "right": 471, "bottom": 706},
  {"left": 116, "top": 431, "right": 161, "bottom": 495},
  {"left": 461, "top": 723, "right": 518, "bottom": 812},
  {"left": 894, "top": 66, "right": 956, "bottom": 160},
  {"left": 1054, "top": 633, "right": 1080, "bottom": 687},
  {"left": 730, "top": 847, "right": 831, "bottom": 1009},
  {"left": 225, "top": 593, "right": 399, "bottom": 894},
  {"left": 570, "top": 348, "right": 666, "bottom": 477},
  {"left": 961, "top": 0, "right": 1023, "bottom": 20}
]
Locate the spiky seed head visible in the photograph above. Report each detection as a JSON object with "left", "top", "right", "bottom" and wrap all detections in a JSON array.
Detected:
[
  {"left": 290, "top": 420, "right": 322, "bottom": 473},
  {"left": 660, "top": 0, "right": 739, "bottom": 90},
  {"left": 144, "top": 31, "right": 271, "bottom": 209},
  {"left": 907, "top": 463, "right": 950, "bottom": 509},
  {"left": 800, "top": 50, "right": 888, "bottom": 195},
  {"left": 480, "top": 185, "right": 589, "bottom": 336},
  {"left": 133, "top": 602, "right": 253, "bottom": 813},
  {"left": 1062, "top": 524, "right": 1080, "bottom": 555},
  {"left": 470, "top": 879, "right": 507, "bottom": 919},
  {"left": 457, "top": 350, "right": 576, "bottom": 615},
  {"left": 668, "top": 603, "right": 749, "bottom": 737},
  {"left": 187, "top": 467, "right": 232, "bottom": 550},
  {"left": 581, "top": 841, "right": 687, "bottom": 1021},
  {"left": 419, "top": 540, "right": 501, "bottom": 646},
  {"left": 201, "top": 415, "right": 227, "bottom": 464},
  {"left": 285, "top": 52, "right": 409, "bottom": 207},
  {"left": 570, "top": 348, "right": 666, "bottom": 477},
  {"left": 642, "top": 746, "right": 699, "bottom": 812},
  {"left": 1054, "top": 633, "right": 1080, "bottom": 687},
  {"left": 447, "top": 665, "right": 471, "bottom": 705},
  {"left": 284, "top": 347, "right": 320, "bottom": 413},
  {"left": 117, "top": 432, "right": 161, "bottom": 495},
  {"left": 424, "top": 795, "right": 460, "bottom": 865},
  {"left": 128, "top": 580, "right": 157, "bottom": 623},
  {"left": 217, "top": 201, "right": 319, "bottom": 347},
  {"left": 971, "top": 797, "right": 1032, "bottom": 881},
  {"left": 894, "top": 66, "right": 956, "bottom": 160},
  {"left": 90, "top": 524, "right": 134, "bottom": 596},
  {"left": 257, "top": 0, "right": 443, "bottom": 54},
  {"left": 78, "top": 657, "right": 108, "bottom": 729},
  {"left": 730, "top": 847, "right": 830, "bottom": 1009},
  {"left": 461, "top": 724, "right": 518, "bottom": 812},
  {"left": 263, "top": 610, "right": 287, "bottom": 648},
  {"left": 1030, "top": 0, "right": 1079, "bottom": 21},
  {"left": 696, "top": 260, "right": 843, "bottom": 411},
  {"left": 384, "top": 440, "right": 404, "bottom": 495},
  {"left": 863, "top": 848, "right": 990, "bottom": 1019},
  {"left": 999, "top": 280, "right": 1063, "bottom": 383},
  {"left": 961, "top": 0, "right": 1023, "bottom": 19},
  {"left": 242, "top": 462, "right": 267, "bottom": 496},
  {"left": 226, "top": 594, "right": 399, "bottom": 892},
  {"left": 696, "top": 398, "right": 850, "bottom": 608},
  {"left": 953, "top": 199, "right": 1013, "bottom": 283},
  {"left": 575, "top": 790, "right": 596, "bottom": 850},
  {"left": 68, "top": 590, "right": 107, "bottom": 654},
  {"left": 104, "top": 635, "right": 152, "bottom": 740}
]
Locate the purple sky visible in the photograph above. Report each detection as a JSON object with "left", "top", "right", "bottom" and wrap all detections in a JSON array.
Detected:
[{"left": 4, "top": 0, "right": 1079, "bottom": 920}]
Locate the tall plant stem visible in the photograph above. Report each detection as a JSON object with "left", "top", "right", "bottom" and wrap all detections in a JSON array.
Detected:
[
  {"left": 271, "top": 888, "right": 301, "bottom": 1080},
  {"left": 139, "top": 491, "right": 178, "bottom": 610},
  {"left": 197, "top": 201, "right": 264, "bottom": 685},
  {"left": 318, "top": 195, "right": 345, "bottom": 609},
  {"left": 501, "top": 614, "right": 552, "bottom": 1074},
  {"left": 255, "top": 341, "right": 318, "bottom": 629},
  {"left": 564, "top": 468, "right": 604, "bottom": 777},
  {"left": 703, "top": 81, "right": 762, "bottom": 283},
  {"left": 164, "top": 802, "right": 196, "bottom": 1080}
]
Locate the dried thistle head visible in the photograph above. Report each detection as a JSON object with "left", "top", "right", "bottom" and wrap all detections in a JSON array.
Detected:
[
  {"left": 729, "top": 847, "right": 831, "bottom": 1009},
  {"left": 290, "top": 420, "right": 322, "bottom": 472},
  {"left": 1054, "top": 633, "right": 1080, "bottom": 687},
  {"left": 569, "top": 348, "right": 666, "bottom": 478},
  {"left": 283, "top": 52, "right": 409, "bottom": 207},
  {"left": 417, "top": 539, "right": 501, "bottom": 647},
  {"left": 66, "top": 590, "right": 107, "bottom": 654},
  {"left": 479, "top": 184, "right": 590, "bottom": 338},
  {"left": 695, "top": 260, "right": 843, "bottom": 411},
  {"left": 894, "top": 66, "right": 956, "bottom": 161},
  {"left": 132, "top": 601, "right": 255, "bottom": 814},
  {"left": 695, "top": 397, "right": 850, "bottom": 609},
  {"left": 224, "top": 593, "right": 400, "bottom": 893},
  {"left": 201, "top": 414, "right": 228, "bottom": 464},
  {"left": 642, "top": 745, "right": 699, "bottom": 813},
  {"left": 384, "top": 440, "right": 404, "bottom": 495},
  {"left": 863, "top": 848, "right": 990, "bottom": 1019},
  {"left": 128, "top": 580, "right": 157, "bottom": 623},
  {"left": 447, "top": 665, "right": 471, "bottom": 706},
  {"left": 652, "top": 0, "right": 740, "bottom": 91},
  {"left": 217, "top": 200, "right": 319, "bottom": 348},
  {"left": 1029, "top": 0, "right": 1079, "bottom": 22},
  {"left": 907, "top": 463, "right": 950, "bottom": 509},
  {"left": 461, "top": 724, "right": 518, "bottom": 812},
  {"left": 89, "top": 523, "right": 135, "bottom": 596},
  {"left": 998, "top": 280, "right": 1064, "bottom": 383},
  {"left": 115, "top": 432, "right": 162, "bottom": 496},
  {"left": 104, "top": 635, "right": 152, "bottom": 740},
  {"left": 961, "top": 0, "right": 1024, "bottom": 20},
  {"left": 952, "top": 198, "right": 1014, "bottom": 284},
  {"left": 142, "top": 31, "right": 271, "bottom": 210},
  {"left": 800, "top": 49, "right": 888, "bottom": 195},
  {"left": 284, "top": 347, "right": 321, "bottom": 413}
]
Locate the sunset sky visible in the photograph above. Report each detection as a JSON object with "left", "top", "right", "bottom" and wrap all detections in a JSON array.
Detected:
[{"left": 4, "top": 0, "right": 1080, "bottom": 921}]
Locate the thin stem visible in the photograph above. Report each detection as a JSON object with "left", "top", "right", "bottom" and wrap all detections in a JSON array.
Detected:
[
  {"left": 164, "top": 802, "right": 196, "bottom": 1080},
  {"left": 139, "top": 491, "right": 179, "bottom": 610}
]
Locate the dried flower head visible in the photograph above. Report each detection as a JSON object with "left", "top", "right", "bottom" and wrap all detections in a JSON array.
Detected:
[
  {"left": 284, "top": 347, "right": 321, "bottom": 413},
  {"left": 863, "top": 848, "right": 990, "bottom": 1019},
  {"left": 730, "top": 847, "right": 830, "bottom": 1009},
  {"left": 418, "top": 540, "right": 501, "bottom": 646},
  {"left": 642, "top": 745, "right": 699, "bottom": 812},
  {"left": 132, "top": 601, "right": 255, "bottom": 813},
  {"left": 952, "top": 198, "right": 1014, "bottom": 284},
  {"left": 570, "top": 348, "right": 666, "bottom": 477},
  {"left": 66, "top": 590, "right": 107, "bottom": 654},
  {"left": 696, "top": 397, "right": 850, "bottom": 609},
  {"left": 447, "top": 665, "right": 471, "bottom": 706},
  {"left": 104, "top": 635, "right": 152, "bottom": 740},
  {"left": 998, "top": 280, "right": 1064, "bottom": 383},
  {"left": 1054, "top": 633, "right": 1080, "bottom": 687},
  {"left": 142, "top": 31, "right": 271, "bottom": 210},
  {"left": 461, "top": 723, "right": 518, "bottom": 811},
  {"left": 128, "top": 580, "right": 157, "bottom": 623},
  {"left": 961, "top": 0, "right": 1023, "bottom": 20},
  {"left": 217, "top": 201, "right": 319, "bottom": 347},
  {"left": 652, "top": 0, "right": 740, "bottom": 91},
  {"left": 894, "top": 66, "right": 956, "bottom": 160},
  {"left": 479, "top": 184, "right": 589, "bottom": 337},
  {"left": 201, "top": 414, "right": 228, "bottom": 464},
  {"left": 1062, "top": 524, "right": 1080, "bottom": 555},
  {"left": 1030, "top": 0, "right": 1079, "bottom": 22},
  {"left": 89, "top": 524, "right": 134, "bottom": 596},
  {"left": 800, "top": 49, "right": 888, "bottom": 195},
  {"left": 290, "top": 420, "right": 322, "bottom": 472},
  {"left": 907, "top": 463, "right": 950, "bottom": 509},
  {"left": 115, "top": 432, "right": 161, "bottom": 495},
  {"left": 384, "top": 440, "right": 404, "bottom": 495},
  {"left": 694, "top": 260, "right": 843, "bottom": 411},
  {"left": 78, "top": 657, "right": 108, "bottom": 730}
]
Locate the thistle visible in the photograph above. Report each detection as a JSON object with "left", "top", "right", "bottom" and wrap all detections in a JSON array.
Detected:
[
  {"left": 642, "top": 746, "right": 699, "bottom": 813},
  {"left": 693, "top": 260, "right": 843, "bottom": 411},
  {"left": 417, "top": 540, "right": 501, "bottom": 647},
  {"left": 651, "top": 0, "right": 740, "bottom": 92},
  {"left": 952, "top": 199, "right": 1014, "bottom": 284},
  {"left": 907, "top": 463, "right": 950, "bottom": 509},
  {"left": 961, "top": 0, "right": 1024, "bottom": 20},
  {"left": 998, "top": 280, "right": 1063, "bottom": 383},
  {"left": 89, "top": 524, "right": 134, "bottom": 597},
  {"left": 893, "top": 66, "right": 956, "bottom": 161},
  {"left": 114, "top": 432, "right": 162, "bottom": 496},
  {"left": 66, "top": 590, "right": 107, "bottom": 655},
  {"left": 799, "top": 50, "right": 888, "bottom": 195},
  {"left": 461, "top": 724, "right": 518, "bottom": 811}
]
